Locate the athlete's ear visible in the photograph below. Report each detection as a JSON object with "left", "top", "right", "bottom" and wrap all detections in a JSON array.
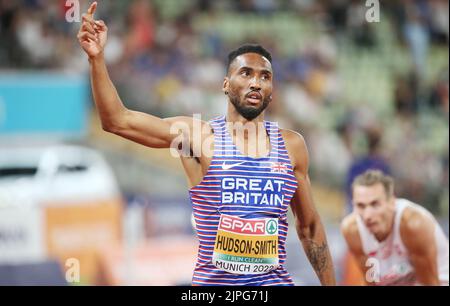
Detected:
[{"left": 223, "top": 77, "right": 229, "bottom": 95}]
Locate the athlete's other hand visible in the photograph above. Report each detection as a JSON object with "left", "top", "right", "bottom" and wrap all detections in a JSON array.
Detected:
[{"left": 77, "top": 2, "right": 107, "bottom": 59}]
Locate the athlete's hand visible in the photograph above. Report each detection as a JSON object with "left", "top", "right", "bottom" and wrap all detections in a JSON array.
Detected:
[{"left": 77, "top": 2, "right": 107, "bottom": 59}]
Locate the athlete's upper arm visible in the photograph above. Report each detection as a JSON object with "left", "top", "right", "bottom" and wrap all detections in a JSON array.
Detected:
[
  {"left": 108, "top": 111, "right": 195, "bottom": 149},
  {"left": 401, "top": 209, "right": 440, "bottom": 285},
  {"left": 282, "top": 130, "right": 317, "bottom": 228},
  {"left": 341, "top": 216, "right": 371, "bottom": 284}
]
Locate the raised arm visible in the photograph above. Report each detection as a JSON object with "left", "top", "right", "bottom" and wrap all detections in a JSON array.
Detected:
[
  {"left": 283, "top": 130, "right": 336, "bottom": 285},
  {"left": 77, "top": 2, "right": 191, "bottom": 149}
]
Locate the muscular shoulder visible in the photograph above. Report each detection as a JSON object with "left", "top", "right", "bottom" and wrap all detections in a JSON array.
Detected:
[
  {"left": 281, "top": 129, "right": 306, "bottom": 149},
  {"left": 280, "top": 129, "right": 308, "bottom": 170},
  {"left": 400, "top": 206, "right": 435, "bottom": 252},
  {"left": 341, "top": 214, "right": 364, "bottom": 254}
]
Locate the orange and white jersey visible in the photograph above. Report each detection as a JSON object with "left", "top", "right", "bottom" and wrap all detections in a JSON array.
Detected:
[{"left": 356, "top": 198, "right": 449, "bottom": 285}]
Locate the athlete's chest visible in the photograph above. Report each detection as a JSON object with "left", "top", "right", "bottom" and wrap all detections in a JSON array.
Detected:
[
  {"left": 369, "top": 237, "right": 415, "bottom": 285},
  {"left": 209, "top": 159, "right": 297, "bottom": 212}
]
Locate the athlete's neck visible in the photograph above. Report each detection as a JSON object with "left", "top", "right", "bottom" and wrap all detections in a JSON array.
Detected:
[{"left": 226, "top": 106, "right": 266, "bottom": 140}]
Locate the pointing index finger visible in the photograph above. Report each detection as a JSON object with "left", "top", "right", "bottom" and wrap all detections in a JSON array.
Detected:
[{"left": 87, "top": 2, "right": 97, "bottom": 17}]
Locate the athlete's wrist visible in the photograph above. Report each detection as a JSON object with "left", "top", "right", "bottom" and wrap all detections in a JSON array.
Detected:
[{"left": 88, "top": 52, "right": 105, "bottom": 64}]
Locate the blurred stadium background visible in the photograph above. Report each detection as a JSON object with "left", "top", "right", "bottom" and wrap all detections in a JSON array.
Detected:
[{"left": 0, "top": 0, "right": 448, "bottom": 285}]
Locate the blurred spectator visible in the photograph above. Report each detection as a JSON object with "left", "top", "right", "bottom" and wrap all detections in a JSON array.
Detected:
[
  {"left": 428, "top": 0, "right": 449, "bottom": 45},
  {"left": 402, "top": 0, "right": 430, "bottom": 76},
  {"left": 346, "top": 0, "right": 377, "bottom": 48},
  {"left": 0, "top": 1, "right": 28, "bottom": 67},
  {"left": 124, "top": 0, "right": 156, "bottom": 59},
  {"left": 345, "top": 126, "right": 391, "bottom": 212},
  {"left": 429, "top": 69, "right": 449, "bottom": 116},
  {"left": 327, "top": 0, "right": 348, "bottom": 32},
  {"left": 394, "top": 72, "right": 420, "bottom": 116}
]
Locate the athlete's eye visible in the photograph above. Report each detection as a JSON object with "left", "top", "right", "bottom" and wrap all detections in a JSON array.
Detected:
[{"left": 241, "top": 70, "right": 250, "bottom": 76}]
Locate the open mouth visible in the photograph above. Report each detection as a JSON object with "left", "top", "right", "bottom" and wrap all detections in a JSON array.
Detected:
[{"left": 245, "top": 92, "right": 262, "bottom": 104}]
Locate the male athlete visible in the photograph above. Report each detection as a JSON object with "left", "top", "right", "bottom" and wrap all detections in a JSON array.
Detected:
[
  {"left": 341, "top": 170, "right": 449, "bottom": 285},
  {"left": 78, "top": 2, "right": 336, "bottom": 285}
]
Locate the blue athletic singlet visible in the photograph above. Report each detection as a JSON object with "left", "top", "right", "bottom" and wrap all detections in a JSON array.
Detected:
[{"left": 189, "top": 115, "right": 299, "bottom": 286}]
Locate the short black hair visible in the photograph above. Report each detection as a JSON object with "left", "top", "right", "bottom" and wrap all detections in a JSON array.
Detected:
[{"left": 227, "top": 44, "right": 272, "bottom": 73}]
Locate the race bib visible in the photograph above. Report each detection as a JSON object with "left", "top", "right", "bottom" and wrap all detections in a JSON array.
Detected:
[{"left": 212, "top": 214, "right": 279, "bottom": 275}]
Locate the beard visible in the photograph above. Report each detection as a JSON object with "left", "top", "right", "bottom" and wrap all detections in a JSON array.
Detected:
[{"left": 229, "top": 92, "right": 271, "bottom": 121}]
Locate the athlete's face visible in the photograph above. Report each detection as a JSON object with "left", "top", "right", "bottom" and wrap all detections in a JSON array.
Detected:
[
  {"left": 352, "top": 183, "right": 396, "bottom": 238},
  {"left": 223, "top": 53, "right": 273, "bottom": 121}
]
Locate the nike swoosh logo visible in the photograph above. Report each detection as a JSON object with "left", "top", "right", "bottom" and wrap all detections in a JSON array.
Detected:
[{"left": 221, "top": 161, "right": 246, "bottom": 170}]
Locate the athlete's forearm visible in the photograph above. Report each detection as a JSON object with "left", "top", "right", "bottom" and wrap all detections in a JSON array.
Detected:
[
  {"left": 297, "top": 218, "right": 336, "bottom": 286},
  {"left": 412, "top": 259, "right": 440, "bottom": 285},
  {"left": 89, "top": 54, "right": 127, "bottom": 131}
]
